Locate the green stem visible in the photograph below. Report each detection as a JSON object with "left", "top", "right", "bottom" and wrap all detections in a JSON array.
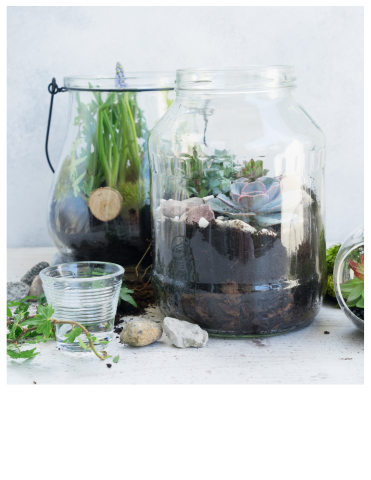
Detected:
[
  {"left": 97, "top": 108, "right": 111, "bottom": 187},
  {"left": 120, "top": 94, "right": 140, "bottom": 180},
  {"left": 102, "top": 113, "right": 119, "bottom": 186},
  {"left": 52, "top": 319, "right": 107, "bottom": 361},
  {"left": 118, "top": 144, "right": 129, "bottom": 184}
]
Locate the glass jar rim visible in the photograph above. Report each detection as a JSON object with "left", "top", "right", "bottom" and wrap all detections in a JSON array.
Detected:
[
  {"left": 176, "top": 65, "right": 296, "bottom": 92},
  {"left": 39, "top": 261, "right": 125, "bottom": 283},
  {"left": 64, "top": 72, "right": 175, "bottom": 92}
]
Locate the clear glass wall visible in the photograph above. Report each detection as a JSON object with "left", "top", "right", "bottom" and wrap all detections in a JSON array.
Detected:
[
  {"left": 48, "top": 73, "right": 174, "bottom": 270},
  {"left": 149, "top": 66, "right": 326, "bottom": 336}
]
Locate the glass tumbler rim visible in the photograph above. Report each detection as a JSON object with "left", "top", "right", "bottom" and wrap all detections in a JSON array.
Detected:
[{"left": 39, "top": 261, "right": 125, "bottom": 284}]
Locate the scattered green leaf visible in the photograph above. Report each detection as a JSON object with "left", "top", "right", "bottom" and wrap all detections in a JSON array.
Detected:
[
  {"left": 7, "top": 347, "right": 39, "bottom": 359},
  {"left": 113, "top": 355, "right": 120, "bottom": 364}
]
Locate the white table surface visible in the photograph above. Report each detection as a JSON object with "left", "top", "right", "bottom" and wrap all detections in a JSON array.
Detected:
[{"left": 7, "top": 247, "right": 364, "bottom": 385}]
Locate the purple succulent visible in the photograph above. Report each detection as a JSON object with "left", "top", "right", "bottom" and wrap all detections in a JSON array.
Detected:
[
  {"left": 229, "top": 176, "right": 281, "bottom": 213},
  {"left": 205, "top": 176, "right": 297, "bottom": 226}
]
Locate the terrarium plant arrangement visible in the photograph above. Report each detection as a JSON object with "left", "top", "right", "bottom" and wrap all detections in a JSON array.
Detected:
[
  {"left": 151, "top": 146, "right": 326, "bottom": 336},
  {"left": 149, "top": 66, "right": 327, "bottom": 337},
  {"left": 340, "top": 254, "right": 364, "bottom": 315},
  {"left": 334, "top": 224, "right": 364, "bottom": 331},
  {"left": 47, "top": 63, "right": 174, "bottom": 271}
]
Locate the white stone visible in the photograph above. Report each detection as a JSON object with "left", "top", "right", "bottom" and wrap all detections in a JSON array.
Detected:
[
  {"left": 198, "top": 217, "right": 209, "bottom": 228},
  {"left": 215, "top": 219, "right": 227, "bottom": 228},
  {"left": 217, "top": 216, "right": 225, "bottom": 220},
  {"left": 202, "top": 195, "right": 214, "bottom": 203},
  {"left": 163, "top": 317, "right": 208, "bottom": 348},
  {"left": 226, "top": 219, "right": 257, "bottom": 234},
  {"left": 174, "top": 216, "right": 179, "bottom": 221}
]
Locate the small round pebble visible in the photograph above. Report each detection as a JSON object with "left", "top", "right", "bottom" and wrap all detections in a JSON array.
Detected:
[
  {"left": 120, "top": 319, "right": 162, "bottom": 347},
  {"left": 29, "top": 275, "right": 44, "bottom": 300}
]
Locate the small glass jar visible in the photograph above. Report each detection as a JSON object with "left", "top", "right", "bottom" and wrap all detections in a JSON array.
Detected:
[
  {"left": 334, "top": 224, "right": 364, "bottom": 332},
  {"left": 47, "top": 73, "right": 174, "bottom": 272},
  {"left": 149, "top": 66, "right": 327, "bottom": 337}
]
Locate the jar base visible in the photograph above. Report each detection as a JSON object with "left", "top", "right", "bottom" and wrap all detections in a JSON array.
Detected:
[
  {"left": 153, "top": 274, "right": 322, "bottom": 337},
  {"left": 206, "top": 320, "right": 314, "bottom": 338}
]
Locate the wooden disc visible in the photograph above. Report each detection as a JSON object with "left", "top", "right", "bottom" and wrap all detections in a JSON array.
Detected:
[{"left": 89, "top": 187, "right": 123, "bottom": 222}]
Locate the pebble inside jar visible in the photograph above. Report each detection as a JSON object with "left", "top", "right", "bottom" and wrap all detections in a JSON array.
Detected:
[{"left": 149, "top": 66, "right": 327, "bottom": 337}]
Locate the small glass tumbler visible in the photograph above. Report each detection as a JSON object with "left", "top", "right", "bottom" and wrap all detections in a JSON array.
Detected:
[
  {"left": 334, "top": 224, "right": 364, "bottom": 332},
  {"left": 40, "top": 261, "right": 124, "bottom": 352}
]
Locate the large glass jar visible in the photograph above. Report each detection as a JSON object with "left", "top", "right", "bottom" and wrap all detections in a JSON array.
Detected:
[
  {"left": 334, "top": 224, "right": 364, "bottom": 332},
  {"left": 149, "top": 66, "right": 327, "bottom": 337},
  {"left": 47, "top": 73, "right": 174, "bottom": 272}
]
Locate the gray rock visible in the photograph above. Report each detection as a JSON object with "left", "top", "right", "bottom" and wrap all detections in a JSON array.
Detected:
[
  {"left": 7, "top": 282, "right": 30, "bottom": 302},
  {"left": 120, "top": 319, "right": 163, "bottom": 347},
  {"left": 182, "top": 197, "right": 203, "bottom": 207},
  {"left": 161, "top": 197, "right": 204, "bottom": 218},
  {"left": 163, "top": 317, "right": 208, "bottom": 348},
  {"left": 21, "top": 262, "right": 50, "bottom": 286},
  {"left": 161, "top": 200, "right": 187, "bottom": 218},
  {"left": 29, "top": 275, "right": 44, "bottom": 300}
]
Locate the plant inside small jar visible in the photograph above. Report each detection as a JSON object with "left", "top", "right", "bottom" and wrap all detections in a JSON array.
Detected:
[
  {"left": 55, "top": 62, "right": 161, "bottom": 220},
  {"left": 340, "top": 254, "right": 364, "bottom": 317}
]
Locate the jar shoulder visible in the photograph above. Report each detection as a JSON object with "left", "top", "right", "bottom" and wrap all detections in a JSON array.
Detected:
[{"left": 150, "top": 95, "right": 326, "bottom": 150}]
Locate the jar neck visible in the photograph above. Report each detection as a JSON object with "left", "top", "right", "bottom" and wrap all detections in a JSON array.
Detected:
[
  {"left": 176, "top": 66, "right": 296, "bottom": 95},
  {"left": 64, "top": 72, "right": 175, "bottom": 91},
  {"left": 175, "top": 88, "right": 296, "bottom": 101}
]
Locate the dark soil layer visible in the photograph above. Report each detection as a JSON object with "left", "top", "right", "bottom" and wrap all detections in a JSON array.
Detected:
[
  {"left": 349, "top": 306, "right": 364, "bottom": 321},
  {"left": 153, "top": 216, "right": 325, "bottom": 336},
  {"left": 49, "top": 196, "right": 152, "bottom": 269},
  {"left": 153, "top": 276, "right": 321, "bottom": 336}
]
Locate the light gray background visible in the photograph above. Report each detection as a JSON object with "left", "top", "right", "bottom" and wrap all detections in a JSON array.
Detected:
[{"left": 7, "top": 6, "right": 363, "bottom": 247}]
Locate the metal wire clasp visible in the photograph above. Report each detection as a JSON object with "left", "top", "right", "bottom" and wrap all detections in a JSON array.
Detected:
[{"left": 45, "top": 78, "right": 68, "bottom": 173}]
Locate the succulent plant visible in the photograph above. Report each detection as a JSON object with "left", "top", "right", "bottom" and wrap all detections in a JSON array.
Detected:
[
  {"left": 205, "top": 176, "right": 300, "bottom": 227},
  {"left": 340, "top": 255, "right": 364, "bottom": 309},
  {"left": 349, "top": 255, "right": 364, "bottom": 281},
  {"left": 179, "top": 148, "right": 237, "bottom": 198},
  {"left": 240, "top": 158, "right": 269, "bottom": 182}
]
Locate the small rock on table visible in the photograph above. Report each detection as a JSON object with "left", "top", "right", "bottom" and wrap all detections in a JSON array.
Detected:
[
  {"left": 21, "top": 261, "right": 50, "bottom": 286},
  {"left": 163, "top": 317, "right": 208, "bottom": 348},
  {"left": 120, "top": 319, "right": 163, "bottom": 347},
  {"left": 29, "top": 275, "right": 44, "bottom": 300},
  {"left": 7, "top": 282, "right": 30, "bottom": 302}
]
